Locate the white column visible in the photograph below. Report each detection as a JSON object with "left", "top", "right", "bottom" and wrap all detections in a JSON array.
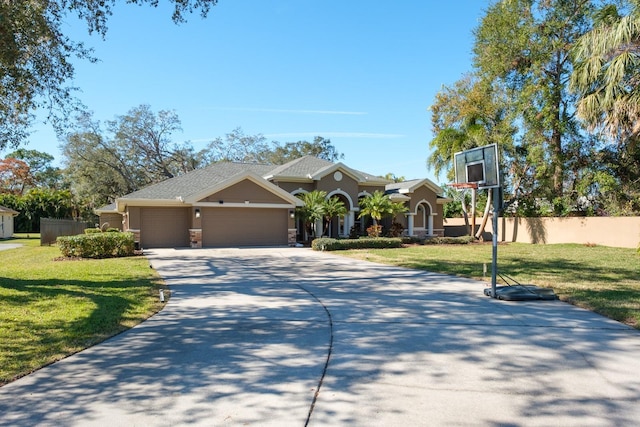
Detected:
[
  {"left": 407, "top": 214, "right": 414, "bottom": 236},
  {"left": 348, "top": 211, "right": 355, "bottom": 237},
  {"left": 316, "top": 218, "right": 324, "bottom": 238},
  {"left": 428, "top": 215, "right": 434, "bottom": 236}
]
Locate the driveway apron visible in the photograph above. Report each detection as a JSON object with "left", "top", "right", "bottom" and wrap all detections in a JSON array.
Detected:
[{"left": 1, "top": 247, "right": 640, "bottom": 426}]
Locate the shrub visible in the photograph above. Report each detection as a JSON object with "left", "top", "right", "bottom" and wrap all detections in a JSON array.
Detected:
[
  {"left": 84, "top": 228, "right": 102, "bottom": 234},
  {"left": 401, "top": 236, "right": 424, "bottom": 245},
  {"left": 388, "top": 222, "right": 404, "bottom": 237},
  {"left": 57, "top": 232, "right": 135, "bottom": 258},
  {"left": 312, "top": 237, "right": 403, "bottom": 251},
  {"left": 423, "top": 236, "right": 475, "bottom": 245},
  {"left": 366, "top": 225, "right": 383, "bottom": 237}
]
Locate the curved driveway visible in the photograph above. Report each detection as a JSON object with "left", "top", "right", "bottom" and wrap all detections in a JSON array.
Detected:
[{"left": 1, "top": 247, "right": 640, "bottom": 426}]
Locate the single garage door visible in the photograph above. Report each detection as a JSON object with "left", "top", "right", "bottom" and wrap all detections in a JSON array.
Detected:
[
  {"left": 202, "top": 207, "right": 288, "bottom": 247},
  {"left": 141, "top": 207, "right": 190, "bottom": 248}
]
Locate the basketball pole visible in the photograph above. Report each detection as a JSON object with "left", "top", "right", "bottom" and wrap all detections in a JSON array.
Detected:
[{"left": 490, "top": 186, "right": 500, "bottom": 298}]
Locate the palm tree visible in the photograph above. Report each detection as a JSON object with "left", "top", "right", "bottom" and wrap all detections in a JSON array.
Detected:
[
  {"left": 295, "top": 190, "right": 326, "bottom": 239},
  {"left": 358, "top": 191, "right": 391, "bottom": 227},
  {"left": 322, "top": 196, "right": 347, "bottom": 237},
  {"left": 571, "top": 2, "right": 640, "bottom": 138}
]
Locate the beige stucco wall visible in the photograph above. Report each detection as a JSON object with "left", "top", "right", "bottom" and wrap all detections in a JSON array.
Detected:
[
  {"left": 275, "top": 182, "right": 315, "bottom": 194},
  {"left": 317, "top": 174, "right": 359, "bottom": 209},
  {"left": 358, "top": 185, "right": 386, "bottom": 196},
  {"left": 98, "top": 213, "right": 124, "bottom": 231},
  {"left": 202, "top": 180, "right": 288, "bottom": 204},
  {"left": 444, "top": 216, "right": 640, "bottom": 248},
  {"left": 409, "top": 186, "right": 444, "bottom": 230}
]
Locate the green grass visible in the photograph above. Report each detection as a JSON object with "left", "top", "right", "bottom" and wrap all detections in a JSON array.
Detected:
[
  {"left": 338, "top": 242, "right": 640, "bottom": 329},
  {"left": 0, "top": 234, "right": 166, "bottom": 385}
]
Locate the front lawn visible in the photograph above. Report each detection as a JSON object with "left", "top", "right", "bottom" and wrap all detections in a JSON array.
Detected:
[
  {"left": 0, "top": 235, "right": 166, "bottom": 385},
  {"left": 338, "top": 242, "right": 640, "bottom": 329}
]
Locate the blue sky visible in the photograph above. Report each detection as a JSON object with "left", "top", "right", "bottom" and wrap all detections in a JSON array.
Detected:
[{"left": 20, "top": 1, "right": 488, "bottom": 184}]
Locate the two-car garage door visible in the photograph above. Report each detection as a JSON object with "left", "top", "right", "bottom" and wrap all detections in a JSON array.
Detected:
[
  {"left": 202, "top": 208, "right": 288, "bottom": 247},
  {"left": 140, "top": 207, "right": 288, "bottom": 248}
]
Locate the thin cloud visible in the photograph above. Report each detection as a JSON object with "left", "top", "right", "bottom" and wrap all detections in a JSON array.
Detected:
[
  {"left": 187, "top": 132, "right": 405, "bottom": 144},
  {"left": 209, "top": 107, "right": 367, "bottom": 115},
  {"left": 265, "top": 132, "right": 406, "bottom": 139}
]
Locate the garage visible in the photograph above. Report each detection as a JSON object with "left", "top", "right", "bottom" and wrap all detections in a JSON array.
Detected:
[
  {"left": 202, "top": 207, "right": 288, "bottom": 247},
  {"left": 141, "top": 207, "right": 190, "bottom": 248}
]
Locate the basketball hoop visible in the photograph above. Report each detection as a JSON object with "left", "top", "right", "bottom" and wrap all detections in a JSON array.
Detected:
[{"left": 447, "top": 182, "right": 478, "bottom": 190}]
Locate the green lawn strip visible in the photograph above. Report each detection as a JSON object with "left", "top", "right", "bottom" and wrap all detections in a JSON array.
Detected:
[
  {"left": 0, "top": 235, "right": 166, "bottom": 385},
  {"left": 338, "top": 242, "right": 640, "bottom": 329}
]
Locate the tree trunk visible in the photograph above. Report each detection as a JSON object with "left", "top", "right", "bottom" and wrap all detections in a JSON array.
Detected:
[
  {"left": 471, "top": 188, "right": 477, "bottom": 238},
  {"left": 475, "top": 189, "right": 492, "bottom": 241},
  {"left": 461, "top": 192, "right": 470, "bottom": 234}
]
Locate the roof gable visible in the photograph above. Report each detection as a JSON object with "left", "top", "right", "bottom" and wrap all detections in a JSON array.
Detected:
[
  {"left": 196, "top": 175, "right": 299, "bottom": 205},
  {"left": 386, "top": 178, "right": 444, "bottom": 196},
  {"left": 0, "top": 206, "right": 19, "bottom": 216},
  {"left": 265, "top": 155, "right": 390, "bottom": 185},
  {"left": 186, "top": 172, "right": 303, "bottom": 206}
]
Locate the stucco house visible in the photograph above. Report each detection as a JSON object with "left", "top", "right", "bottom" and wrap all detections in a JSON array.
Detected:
[
  {"left": 97, "top": 156, "right": 449, "bottom": 248},
  {"left": 0, "top": 205, "right": 19, "bottom": 239}
]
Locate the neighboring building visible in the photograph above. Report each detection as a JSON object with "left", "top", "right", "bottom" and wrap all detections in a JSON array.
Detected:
[
  {"left": 0, "top": 206, "right": 19, "bottom": 239},
  {"left": 98, "top": 156, "right": 449, "bottom": 248}
]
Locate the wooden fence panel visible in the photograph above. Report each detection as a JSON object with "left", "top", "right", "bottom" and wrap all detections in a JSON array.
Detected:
[{"left": 40, "top": 218, "right": 90, "bottom": 246}]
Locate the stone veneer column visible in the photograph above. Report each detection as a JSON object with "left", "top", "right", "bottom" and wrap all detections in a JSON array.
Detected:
[
  {"left": 288, "top": 229, "right": 297, "bottom": 246},
  {"left": 127, "top": 229, "right": 141, "bottom": 249},
  {"left": 189, "top": 229, "right": 202, "bottom": 248}
]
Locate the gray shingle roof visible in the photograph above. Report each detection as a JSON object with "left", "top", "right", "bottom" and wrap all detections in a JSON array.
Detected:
[
  {"left": 119, "top": 156, "right": 391, "bottom": 201},
  {"left": 266, "top": 156, "right": 335, "bottom": 178},
  {"left": 121, "top": 162, "right": 273, "bottom": 200},
  {"left": 386, "top": 179, "right": 424, "bottom": 192}
]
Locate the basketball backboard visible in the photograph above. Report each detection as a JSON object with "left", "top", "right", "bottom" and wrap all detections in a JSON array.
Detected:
[{"left": 453, "top": 143, "right": 500, "bottom": 189}]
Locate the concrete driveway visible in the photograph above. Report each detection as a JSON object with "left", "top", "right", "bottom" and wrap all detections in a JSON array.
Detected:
[{"left": 1, "top": 247, "right": 640, "bottom": 426}]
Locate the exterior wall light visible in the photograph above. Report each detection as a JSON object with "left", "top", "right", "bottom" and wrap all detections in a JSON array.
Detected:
[
  {"left": 195, "top": 208, "right": 201, "bottom": 218},
  {"left": 290, "top": 210, "right": 295, "bottom": 219}
]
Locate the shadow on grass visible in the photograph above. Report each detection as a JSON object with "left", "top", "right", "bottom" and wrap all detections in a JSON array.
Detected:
[{"left": 0, "top": 277, "right": 160, "bottom": 385}]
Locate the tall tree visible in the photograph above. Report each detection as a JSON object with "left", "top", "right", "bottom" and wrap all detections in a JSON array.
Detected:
[
  {"left": 571, "top": 1, "right": 640, "bottom": 138},
  {"left": 204, "top": 130, "right": 344, "bottom": 165},
  {"left": 0, "top": 158, "right": 33, "bottom": 195},
  {"left": 265, "top": 137, "right": 344, "bottom": 164},
  {"left": 4, "top": 149, "right": 64, "bottom": 189},
  {"left": 470, "top": 0, "right": 602, "bottom": 214},
  {"left": 62, "top": 106, "right": 200, "bottom": 205},
  {"left": 202, "top": 127, "right": 272, "bottom": 164},
  {"left": 0, "top": 0, "right": 219, "bottom": 150},
  {"left": 428, "top": 74, "right": 515, "bottom": 183}
]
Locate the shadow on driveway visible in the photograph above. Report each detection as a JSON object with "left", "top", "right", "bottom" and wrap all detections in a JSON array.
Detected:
[{"left": 1, "top": 247, "right": 640, "bottom": 426}]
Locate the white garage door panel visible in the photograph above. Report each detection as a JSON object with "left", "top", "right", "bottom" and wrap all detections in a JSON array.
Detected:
[{"left": 202, "top": 208, "right": 287, "bottom": 247}]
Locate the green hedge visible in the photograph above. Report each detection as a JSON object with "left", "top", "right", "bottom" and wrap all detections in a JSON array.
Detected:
[
  {"left": 57, "top": 232, "right": 135, "bottom": 259},
  {"left": 423, "top": 236, "right": 475, "bottom": 245},
  {"left": 312, "top": 237, "right": 403, "bottom": 251}
]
